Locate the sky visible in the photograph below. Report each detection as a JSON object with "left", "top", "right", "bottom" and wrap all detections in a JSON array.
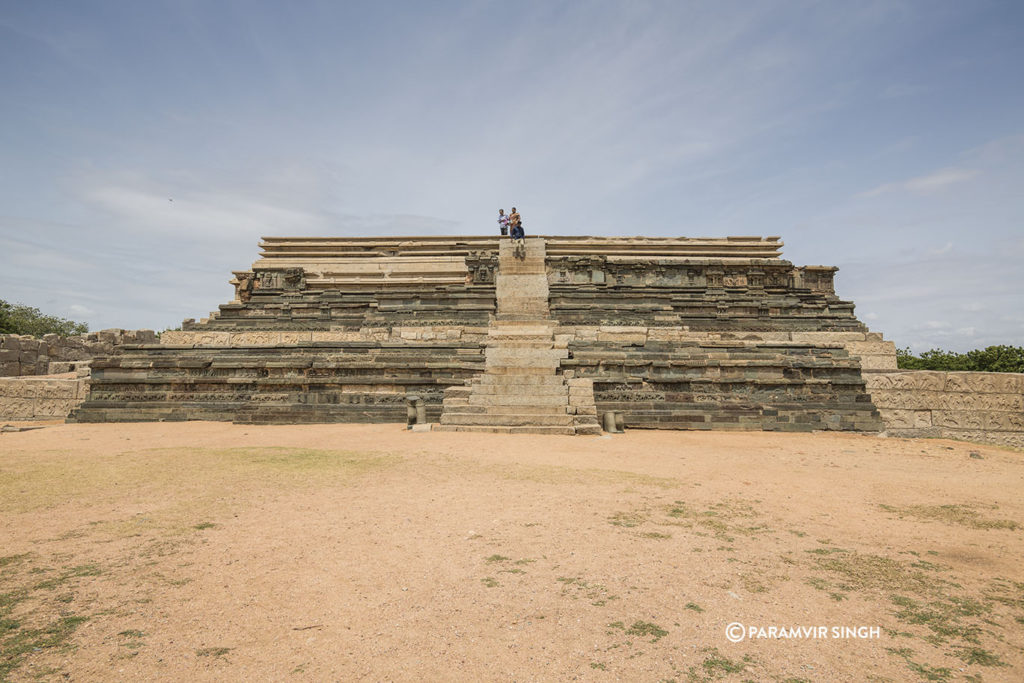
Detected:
[{"left": 1, "top": 0, "right": 1022, "bottom": 352}]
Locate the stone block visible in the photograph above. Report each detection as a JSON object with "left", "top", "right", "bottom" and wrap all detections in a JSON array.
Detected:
[
  {"left": 931, "top": 410, "right": 986, "bottom": 430},
  {"left": 877, "top": 408, "right": 931, "bottom": 429},
  {"left": 790, "top": 331, "right": 866, "bottom": 343},
  {"left": 596, "top": 333, "right": 648, "bottom": 344},
  {"left": 279, "top": 332, "right": 313, "bottom": 344},
  {"left": 229, "top": 332, "right": 281, "bottom": 345},
  {"left": 984, "top": 411, "right": 1024, "bottom": 431}
]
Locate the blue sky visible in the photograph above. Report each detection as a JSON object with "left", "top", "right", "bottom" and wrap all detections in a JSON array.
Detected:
[{"left": 1, "top": 0, "right": 1021, "bottom": 351}]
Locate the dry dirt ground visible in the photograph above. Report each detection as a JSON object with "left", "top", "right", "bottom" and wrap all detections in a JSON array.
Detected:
[{"left": 1, "top": 422, "right": 1022, "bottom": 682}]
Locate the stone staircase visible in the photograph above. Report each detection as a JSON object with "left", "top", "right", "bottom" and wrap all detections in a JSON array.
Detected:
[{"left": 436, "top": 238, "right": 601, "bottom": 435}]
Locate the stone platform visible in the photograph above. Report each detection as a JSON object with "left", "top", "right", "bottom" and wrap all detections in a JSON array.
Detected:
[{"left": 71, "top": 235, "right": 888, "bottom": 432}]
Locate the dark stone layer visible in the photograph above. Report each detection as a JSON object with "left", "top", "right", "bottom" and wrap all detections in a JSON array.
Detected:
[
  {"left": 70, "top": 343, "right": 485, "bottom": 424},
  {"left": 564, "top": 340, "right": 882, "bottom": 432}
]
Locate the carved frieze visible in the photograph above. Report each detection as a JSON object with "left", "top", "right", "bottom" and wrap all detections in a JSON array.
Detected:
[
  {"left": 255, "top": 267, "right": 307, "bottom": 291},
  {"left": 465, "top": 251, "right": 499, "bottom": 284}
]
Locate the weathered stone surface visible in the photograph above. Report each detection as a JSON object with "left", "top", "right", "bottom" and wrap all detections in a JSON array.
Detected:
[
  {"left": 866, "top": 370, "right": 1024, "bottom": 448},
  {"left": 0, "top": 376, "right": 89, "bottom": 419}
]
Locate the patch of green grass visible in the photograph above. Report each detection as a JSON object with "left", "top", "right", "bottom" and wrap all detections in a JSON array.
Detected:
[
  {"left": 909, "top": 560, "right": 945, "bottom": 571},
  {"left": 889, "top": 594, "right": 988, "bottom": 645},
  {"left": 698, "top": 647, "right": 746, "bottom": 676},
  {"left": 192, "top": 522, "right": 216, "bottom": 530},
  {"left": 625, "top": 620, "right": 667, "bottom": 642},
  {"left": 196, "top": 646, "right": 233, "bottom": 658},
  {"left": 607, "top": 621, "right": 625, "bottom": 630},
  {"left": 812, "top": 552, "right": 942, "bottom": 593},
  {"left": 485, "top": 554, "right": 510, "bottom": 563},
  {"left": 557, "top": 577, "right": 618, "bottom": 606},
  {"left": 739, "top": 574, "right": 768, "bottom": 594},
  {"left": 879, "top": 503, "right": 1019, "bottom": 530},
  {"left": 119, "top": 629, "right": 145, "bottom": 638},
  {"left": 608, "top": 512, "right": 645, "bottom": 528},
  {"left": 952, "top": 646, "right": 1007, "bottom": 667},
  {"left": 0, "top": 607, "right": 89, "bottom": 680},
  {"left": 68, "top": 564, "right": 102, "bottom": 577},
  {"left": 885, "top": 647, "right": 952, "bottom": 682},
  {"left": 0, "top": 554, "right": 31, "bottom": 570},
  {"left": 590, "top": 662, "right": 607, "bottom": 670},
  {"left": 684, "top": 602, "right": 704, "bottom": 613},
  {"left": 480, "top": 577, "right": 499, "bottom": 588},
  {"left": 984, "top": 578, "right": 1024, "bottom": 609},
  {"left": 805, "top": 547, "right": 849, "bottom": 556},
  {"left": 665, "top": 500, "right": 767, "bottom": 541},
  {"left": 30, "top": 563, "right": 102, "bottom": 591},
  {"left": 640, "top": 532, "right": 671, "bottom": 539},
  {"left": 513, "top": 558, "right": 535, "bottom": 565}
]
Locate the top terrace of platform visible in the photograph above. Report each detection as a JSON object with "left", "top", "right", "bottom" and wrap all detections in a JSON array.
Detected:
[{"left": 257, "top": 235, "right": 784, "bottom": 261}]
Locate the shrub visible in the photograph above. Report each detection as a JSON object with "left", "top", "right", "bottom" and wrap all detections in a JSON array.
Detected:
[{"left": 896, "top": 346, "right": 1024, "bottom": 373}]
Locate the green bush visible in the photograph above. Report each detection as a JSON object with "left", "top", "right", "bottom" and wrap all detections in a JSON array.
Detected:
[
  {"left": 896, "top": 345, "right": 1024, "bottom": 373},
  {"left": 0, "top": 299, "right": 89, "bottom": 337}
]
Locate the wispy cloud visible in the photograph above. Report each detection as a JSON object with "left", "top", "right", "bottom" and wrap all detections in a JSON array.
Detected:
[{"left": 860, "top": 167, "right": 979, "bottom": 197}]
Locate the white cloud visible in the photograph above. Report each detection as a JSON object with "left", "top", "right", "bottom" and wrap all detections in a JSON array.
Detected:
[{"left": 860, "top": 167, "right": 979, "bottom": 197}]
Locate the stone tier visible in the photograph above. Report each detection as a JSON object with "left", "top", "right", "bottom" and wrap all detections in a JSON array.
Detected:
[
  {"left": 183, "top": 288, "right": 496, "bottom": 331},
  {"left": 257, "top": 235, "right": 781, "bottom": 260},
  {"left": 547, "top": 256, "right": 861, "bottom": 331},
  {"left": 69, "top": 342, "right": 485, "bottom": 424},
  {"left": 563, "top": 340, "right": 882, "bottom": 432}
]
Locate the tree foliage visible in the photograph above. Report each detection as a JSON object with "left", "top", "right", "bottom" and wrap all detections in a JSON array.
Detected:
[
  {"left": 0, "top": 299, "right": 89, "bottom": 337},
  {"left": 896, "top": 345, "right": 1024, "bottom": 373}
]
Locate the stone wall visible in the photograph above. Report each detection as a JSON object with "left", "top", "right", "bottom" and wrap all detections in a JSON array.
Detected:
[
  {"left": 865, "top": 371, "right": 1024, "bottom": 448},
  {"left": 162, "top": 326, "right": 897, "bottom": 370},
  {"left": 69, "top": 342, "right": 486, "bottom": 424},
  {"left": 0, "top": 373, "right": 90, "bottom": 420},
  {"left": 0, "top": 329, "right": 157, "bottom": 377}
]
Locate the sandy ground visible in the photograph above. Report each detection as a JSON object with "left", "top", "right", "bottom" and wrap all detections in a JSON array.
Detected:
[{"left": 1, "top": 422, "right": 1022, "bottom": 682}]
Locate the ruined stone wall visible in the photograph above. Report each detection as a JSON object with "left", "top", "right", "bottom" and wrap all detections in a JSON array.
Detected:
[
  {"left": 0, "top": 373, "right": 90, "bottom": 420},
  {"left": 865, "top": 371, "right": 1024, "bottom": 448},
  {"left": 0, "top": 330, "right": 157, "bottom": 377}
]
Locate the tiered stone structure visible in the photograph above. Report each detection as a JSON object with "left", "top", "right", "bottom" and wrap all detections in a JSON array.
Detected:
[{"left": 70, "top": 235, "right": 888, "bottom": 432}]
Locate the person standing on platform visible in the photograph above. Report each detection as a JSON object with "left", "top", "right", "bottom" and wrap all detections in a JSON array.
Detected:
[
  {"left": 497, "top": 209, "right": 510, "bottom": 236},
  {"left": 509, "top": 207, "right": 525, "bottom": 259}
]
